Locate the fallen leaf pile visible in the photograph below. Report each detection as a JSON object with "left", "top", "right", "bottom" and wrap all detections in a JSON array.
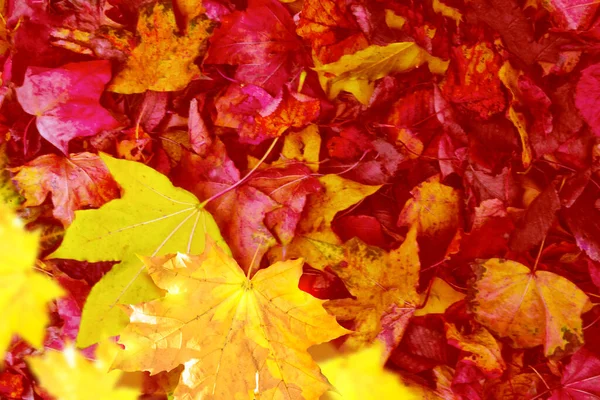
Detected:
[{"left": 1, "top": 0, "right": 600, "bottom": 399}]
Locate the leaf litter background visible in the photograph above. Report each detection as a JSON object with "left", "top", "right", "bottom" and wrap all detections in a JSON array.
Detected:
[{"left": 1, "top": 0, "right": 600, "bottom": 398}]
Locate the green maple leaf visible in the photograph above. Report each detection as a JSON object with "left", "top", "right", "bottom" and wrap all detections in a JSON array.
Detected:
[{"left": 49, "top": 154, "right": 228, "bottom": 347}]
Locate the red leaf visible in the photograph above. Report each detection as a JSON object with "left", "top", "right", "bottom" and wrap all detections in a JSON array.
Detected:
[
  {"left": 15, "top": 61, "right": 120, "bottom": 154},
  {"left": 205, "top": 0, "right": 305, "bottom": 94},
  {"left": 10, "top": 152, "right": 120, "bottom": 226},
  {"left": 551, "top": 348, "right": 600, "bottom": 399},
  {"left": 509, "top": 183, "right": 561, "bottom": 253}
]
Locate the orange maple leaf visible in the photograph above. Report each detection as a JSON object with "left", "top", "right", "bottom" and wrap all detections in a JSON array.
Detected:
[{"left": 113, "top": 238, "right": 348, "bottom": 400}]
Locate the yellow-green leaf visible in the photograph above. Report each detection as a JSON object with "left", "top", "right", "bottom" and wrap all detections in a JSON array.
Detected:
[
  {"left": 49, "top": 153, "right": 227, "bottom": 347},
  {"left": 314, "top": 42, "right": 449, "bottom": 104}
]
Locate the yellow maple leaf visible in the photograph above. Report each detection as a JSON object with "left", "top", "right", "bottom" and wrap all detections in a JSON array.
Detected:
[
  {"left": 109, "top": 1, "right": 211, "bottom": 94},
  {"left": 313, "top": 227, "right": 421, "bottom": 355},
  {"left": 113, "top": 238, "right": 348, "bottom": 400},
  {"left": 28, "top": 341, "right": 139, "bottom": 400},
  {"left": 0, "top": 204, "right": 63, "bottom": 359},
  {"left": 314, "top": 42, "right": 449, "bottom": 104},
  {"left": 312, "top": 343, "right": 423, "bottom": 400}
]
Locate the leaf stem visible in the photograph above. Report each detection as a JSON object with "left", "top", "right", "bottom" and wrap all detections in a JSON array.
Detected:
[
  {"left": 200, "top": 137, "right": 280, "bottom": 208},
  {"left": 532, "top": 235, "right": 547, "bottom": 273}
]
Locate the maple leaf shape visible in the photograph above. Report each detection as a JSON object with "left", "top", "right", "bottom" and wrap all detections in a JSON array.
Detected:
[
  {"left": 10, "top": 152, "right": 119, "bottom": 226},
  {"left": 108, "top": 1, "right": 211, "bottom": 94},
  {"left": 296, "top": 0, "right": 369, "bottom": 64},
  {"left": 0, "top": 204, "right": 64, "bottom": 359},
  {"left": 470, "top": 259, "right": 592, "bottom": 357},
  {"left": 15, "top": 61, "right": 120, "bottom": 154},
  {"left": 28, "top": 341, "right": 139, "bottom": 400},
  {"left": 49, "top": 154, "right": 227, "bottom": 347},
  {"left": 113, "top": 239, "right": 348, "bottom": 400},
  {"left": 205, "top": 0, "right": 305, "bottom": 94},
  {"left": 314, "top": 42, "right": 449, "bottom": 104},
  {"left": 313, "top": 227, "right": 420, "bottom": 355},
  {"left": 312, "top": 343, "right": 423, "bottom": 400},
  {"left": 550, "top": 347, "right": 600, "bottom": 399}
]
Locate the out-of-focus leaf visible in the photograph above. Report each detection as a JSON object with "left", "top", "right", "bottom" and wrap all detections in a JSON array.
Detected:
[
  {"left": 28, "top": 341, "right": 139, "bottom": 400},
  {"left": 313, "top": 343, "right": 422, "bottom": 400},
  {"left": 0, "top": 204, "right": 63, "bottom": 359}
]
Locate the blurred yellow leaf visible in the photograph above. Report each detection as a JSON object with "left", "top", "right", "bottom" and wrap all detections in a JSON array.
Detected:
[
  {"left": 313, "top": 343, "right": 421, "bottom": 400},
  {"left": 0, "top": 204, "right": 63, "bottom": 359},
  {"left": 414, "top": 277, "right": 465, "bottom": 316},
  {"left": 28, "top": 341, "right": 139, "bottom": 400}
]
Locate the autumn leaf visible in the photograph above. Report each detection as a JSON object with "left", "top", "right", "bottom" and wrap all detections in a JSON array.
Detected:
[
  {"left": 296, "top": 0, "right": 369, "bottom": 64},
  {"left": 575, "top": 63, "right": 600, "bottom": 137},
  {"left": 273, "top": 174, "right": 381, "bottom": 268},
  {"left": 398, "top": 174, "right": 462, "bottom": 264},
  {"left": 470, "top": 259, "right": 592, "bottom": 357},
  {"left": 312, "top": 343, "right": 422, "bottom": 400},
  {"left": 314, "top": 42, "right": 449, "bottom": 104},
  {"left": 205, "top": 0, "right": 305, "bottom": 94},
  {"left": 15, "top": 61, "right": 120, "bottom": 154},
  {"left": 113, "top": 238, "right": 348, "bottom": 400},
  {"left": 414, "top": 277, "right": 465, "bottom": 316},
  {"left": 313, "top": 227, "right": 420, "bottom": 355},
  {"left": 509, "top": 183, "right": 560, "bottom": 253},
  {"left": 0, "top": 145, "right": 23, "bottom": 210},
  {"left": 10, "top": 152, "right": 119, "bottom": 226},
  {"left": 0, "top": 204, "right": 63, "bottom": 359},
  {"left": 239, "top": 90, "right": 321, "bottom": 144},
  {"left": 550, "top": 347, "right": 600, "bottom": 399},
  {"left": 174, "top": 139, "right": 280, "bottom": 270},
  {"left": 49, "top": 154, "right": 227, "bottom": 347},
  {"left": 281, "top": 124, "right": 321, "bottom": 172},
  {"left": 445, "top": 323, "right": 506, "bottom": 377},
  {"left": 108, "top": 1, "right": 212, "bottom": 94},
  {"left": 28, "top": 341, "right": 139, "bottom": 400}
]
